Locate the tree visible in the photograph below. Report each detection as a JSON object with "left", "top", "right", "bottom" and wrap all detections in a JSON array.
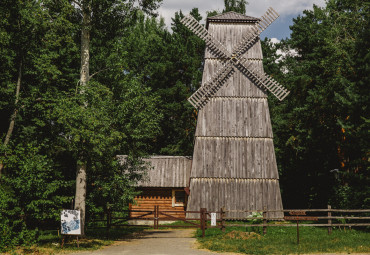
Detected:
[
  {"left": 223, "top": 0, "right": 247, "bottom": 14},
  {"left": 0, "top": 0, "right": 163, "bottom": 244},
  {"left": 207, "top": 0, "right": 248, "bottom": 18},
  {"left": 264, "top": 0, "right": 369, "bottom": 208},
  {"left": 117, "top": 9, "right": 204, "bottom": 156},
  {"left": 69, "top": 0, "right": 162, "bottom": 235}
]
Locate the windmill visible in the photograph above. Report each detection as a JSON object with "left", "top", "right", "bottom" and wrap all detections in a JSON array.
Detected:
[{"left": 181, "top": 8, "right": 288, "bottom": 219}]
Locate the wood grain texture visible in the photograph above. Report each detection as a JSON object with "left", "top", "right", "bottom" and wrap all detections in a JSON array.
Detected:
[
  {"left": 131, "top": 188, "right": 186, "bottom": 218},
  {"left": 191, "top": 137, "right": 278, "bottom": 179},
  {"left": 195, "top": 98, "right": 272, "bottom": 137},
  {"left": 187, "top": 178, "right": 283, "bottom": 219},
  {"left": 187, "top": 17, "right": 284, "bottom": 219},
  {"left": 138, "top": 156, "right": 192, "bottom": 188}
]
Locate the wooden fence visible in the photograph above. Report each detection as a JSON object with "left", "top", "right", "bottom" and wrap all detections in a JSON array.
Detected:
[{"left": 87, "top": 205, "right": 370, "bottom": 237}]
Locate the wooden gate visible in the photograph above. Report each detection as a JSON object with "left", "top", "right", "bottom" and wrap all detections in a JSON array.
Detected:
[{"left": 94, "top": 206, "right": 226, "bottom": 237}]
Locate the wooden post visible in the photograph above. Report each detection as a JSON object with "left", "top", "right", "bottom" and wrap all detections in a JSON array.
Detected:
[
  {"left": 106, "top": 209, "right": 110, "bottom": 237},
  {"left": 153, "top": 206, "right": 156, "bottom": 229},
  {"left": 156, "top": 205, "right": 159, "bottom": 229},
  {"left": 200, "top": 208, "right": 206, "bottom": 237},
  {"left": 61, "top": 235, "right": 65, "bottom": 249},
  {"left": 296, "top": 219, "right": 300, "bottom": 245},
  {"left": 263, "top": 207, "right": 267, "bottom": 235},
  {"left": 220, "top": 207, "right": 225, "bottom": 232},
  {"left": 154, "top": 206, "right": 158, "bottom": 229},
  {"left": 328, "top": 205, "right": 332, "bottom": 235}
]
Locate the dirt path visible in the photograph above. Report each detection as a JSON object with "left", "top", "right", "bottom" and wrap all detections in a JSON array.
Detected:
[{"left": 64, "top": 229, "right": 238, "bottom": 255}]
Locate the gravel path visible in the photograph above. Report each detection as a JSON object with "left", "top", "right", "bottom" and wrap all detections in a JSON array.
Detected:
[{"left": 64, "top": 229, "right": 238, "bottom": 255}]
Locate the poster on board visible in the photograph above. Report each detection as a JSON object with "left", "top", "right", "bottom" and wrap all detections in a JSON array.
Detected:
[{"left": 61, "top": 210, "right": 81, "bottom": 235}]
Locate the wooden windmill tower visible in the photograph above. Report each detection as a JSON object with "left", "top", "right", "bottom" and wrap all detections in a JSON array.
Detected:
[{"left": 181, "top": 8, "right": 288, "bottom": 219}]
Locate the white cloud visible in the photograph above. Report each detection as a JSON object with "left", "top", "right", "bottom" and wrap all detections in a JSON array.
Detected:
[
  {"left": 270, "top": 38, "right": 281, "bottom": 44},
  {"left": 157, "top": 0, "right": 326, "bottom": 29}
]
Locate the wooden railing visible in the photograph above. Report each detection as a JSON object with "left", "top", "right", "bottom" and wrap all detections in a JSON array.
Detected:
[{"left": 87, "top": 205, "right": 370, "bottom": 238}]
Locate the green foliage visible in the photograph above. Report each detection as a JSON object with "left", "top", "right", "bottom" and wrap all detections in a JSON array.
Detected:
[
  {"left": 0, "top": 0, "right": 162, "bottom": 250},
  {"left": 264, "top": 0, "right": 370, "bottom": 208},
  {"left": 0, "top": 144, "right": 69, "bottom": 251},
  {"left": 118, "top": 9, "right": 204, "bottom": 155},
  {"left": 223, "top": 0, "right": 248, "bottom": 14}
]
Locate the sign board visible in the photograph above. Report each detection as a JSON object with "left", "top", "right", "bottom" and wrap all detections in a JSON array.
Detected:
[
  {"left": 61, "top": 210, "right": 81, "bottom": 235},
  {"left": 211, "top": 213, "right": 217, "bottom": 226},
  {"left": 284, "top": 210, "right": 318, "bottom": 244},
  {"left": 289, "top": 210, "right": 306, "bottom": 216},
  {"left": 284, "top": 211, "right": 318, "bottom": 221},
  {"left": 284, "top": 216, "right": 318, "bottom": 221}
]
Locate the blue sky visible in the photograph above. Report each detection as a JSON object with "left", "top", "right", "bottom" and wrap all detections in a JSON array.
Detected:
[{"left": 157, "top": 0, "right": 326, "bottom": 40}]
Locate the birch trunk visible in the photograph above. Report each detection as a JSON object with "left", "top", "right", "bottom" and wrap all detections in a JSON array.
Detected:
[
  {"left": 74, "top": 2, "right": 90, "bottom": 236},
  {"left": 0, "top": 60, "right": 22, "bottom": 178}
]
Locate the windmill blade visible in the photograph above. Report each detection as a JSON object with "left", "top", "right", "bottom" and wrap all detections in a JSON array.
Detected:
[
  {"left": 236, "top": 57, "right": 290, "bottom": 101},
  {"left": 181, "top": 15, "right": 231, "bottom": 59},
  {"left": 232, "top": 7, "right": 280, "bottom": 58},
  {"left": 188, "top": 61, "right": 235, "bottom": 109},
  {"left": 188, "top": 7, "right": 281, "bottom": 108}
]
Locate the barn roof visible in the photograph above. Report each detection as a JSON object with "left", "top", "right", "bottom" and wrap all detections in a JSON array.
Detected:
[
  {"left": 206, "top": 11, "right": 259, "bottom": 28},
  {"left": 118, "top": 155, "right": 192, "bottom": 188}
]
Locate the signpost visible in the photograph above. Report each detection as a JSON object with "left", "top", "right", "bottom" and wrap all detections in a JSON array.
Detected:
[
  {"left": 211, "top": 213, "right": 217, "bottom": 226},
  {"left": 61, "top": 210, "right": 81, "bottom": 248},
  {"left": 284, "top": 211, "right": 318, "bottom": 244}
]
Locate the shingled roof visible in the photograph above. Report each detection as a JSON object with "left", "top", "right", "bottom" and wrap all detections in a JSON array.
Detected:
[
  {"left": 118, "top": 155, "right": 192, "bottom": 188},
  {"left": 139, "top": 156, "right": 192, "bottom": 188},
  {"left": 206, "top": 11, "right": 259, "bottom": 28}
]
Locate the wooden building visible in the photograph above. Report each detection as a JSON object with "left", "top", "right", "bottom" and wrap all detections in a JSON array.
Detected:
[
  {"left": 129, "top": 156, "right": 192, "bottom": 219},
  {"left": 184, "top": 11, "right": 285, "bottom": 219}
]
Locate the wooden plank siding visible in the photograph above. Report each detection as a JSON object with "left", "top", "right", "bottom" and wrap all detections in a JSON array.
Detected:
[
  {"left": 186, "top": 14, "right": 284, "bottom": 219},
  {"left": 191, "top": 138, "right": 278, "bottom": 179},
  {"left": 138, "top": 156, "right": 192, "bottom": 188},
  {"left": 131, "top": 188, "right": 186, "bottom": 218},
  {"left": 195, "top": 98, "right": 273, "bottom": 137},
  {"left": 126, "top": 156, "right": 191, "bottom": 219}
]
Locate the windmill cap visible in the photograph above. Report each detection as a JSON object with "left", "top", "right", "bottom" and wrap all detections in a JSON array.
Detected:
[{"left": 206, "top": 11, "right": 260, "bottom": 28}]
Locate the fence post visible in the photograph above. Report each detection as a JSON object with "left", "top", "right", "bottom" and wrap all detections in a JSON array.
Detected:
[
  {"left": 153, "top": 205, "right": 156, "bottom": 229},
  {"left": 263, "top": 206, "right": 267, "bottom": 235},
  {"left": 328, "top": 205, "right": 332, "bottom": 235},
  {"left": 200, "top": 208, "right": 206, "bottom": 237},
  {"left": 154, "top": 205, "right": 159, "bottom": 229},
  {"left": 220, "top": 207, "right": 225, "bottom": 232},
  {"left": 106, "top": 209, "right": 111, "bottom": 237}
]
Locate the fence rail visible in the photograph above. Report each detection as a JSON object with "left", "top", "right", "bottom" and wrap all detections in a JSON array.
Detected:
[{"left": 86, "top": 205, "right": 369, "bottom": 237}]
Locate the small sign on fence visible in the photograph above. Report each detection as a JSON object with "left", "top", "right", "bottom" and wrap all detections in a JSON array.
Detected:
[
  {"left": 284, "top": 210, "right": 318, "bottom": 245},
  {"left": 211, "top": 213, "right": 217, "bottom": 226}
]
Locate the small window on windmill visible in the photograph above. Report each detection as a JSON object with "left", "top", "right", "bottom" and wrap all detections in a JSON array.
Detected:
[{"left": 172, "top": 189, "right": 186, "bottom": 207}]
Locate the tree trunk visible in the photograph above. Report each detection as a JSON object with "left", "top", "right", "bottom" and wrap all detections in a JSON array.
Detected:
[
  {"left": 74, "top": 2, "right": 90, "bottom": 236},
  {"left": 75, "top": 162, "right": 87, "bottom": 236},
  {"left": 0, "top": 60, "right": 22, "bottom": 178}
]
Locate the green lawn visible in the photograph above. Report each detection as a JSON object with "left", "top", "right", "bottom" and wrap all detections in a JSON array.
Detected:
[{"left": 195, "top": 226, "right": 370, "bottom": 255}]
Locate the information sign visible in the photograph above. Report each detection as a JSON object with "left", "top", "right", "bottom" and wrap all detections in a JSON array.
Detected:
[
  {"left": 211, "top": 213, "right": 217, "bottom": 226},
  {"left": 61, "top": 210, "right": 81, "bottom": 235}
]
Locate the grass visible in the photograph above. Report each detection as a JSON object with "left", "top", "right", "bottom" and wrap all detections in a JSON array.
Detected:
[
  {"left": 4, "top": 226, "right": 147, "bottom": 255},
  {"left": 195, "top": 225, "right": 370, "bottom": 255}
]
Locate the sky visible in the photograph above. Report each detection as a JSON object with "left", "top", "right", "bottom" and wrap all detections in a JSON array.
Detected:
[{"left": 157, "top": 0, "right": 326, "bottom": 40}]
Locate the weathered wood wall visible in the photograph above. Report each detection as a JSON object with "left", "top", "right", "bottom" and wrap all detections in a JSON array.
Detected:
[
  {"left": 189, "top": 178, "right": 282, "bottom": 219},
  {"left": 187, "top": 15, "right": 284, "bottom": 219},
  {"left": 138, "top": 156, "right": 192, "bottom": 188}
]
